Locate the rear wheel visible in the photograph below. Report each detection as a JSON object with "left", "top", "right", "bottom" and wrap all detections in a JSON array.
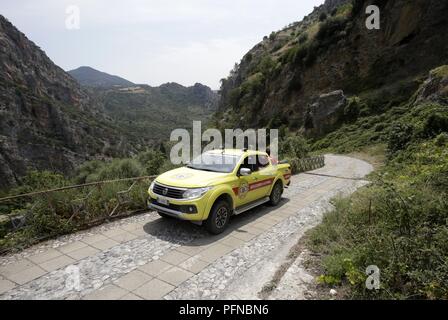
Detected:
[
  {"left": 204, "top": 200, "right": 230, "bottom": 234},
  {"left": 269, "top": 181, "right": 283, "bottom": 206}
]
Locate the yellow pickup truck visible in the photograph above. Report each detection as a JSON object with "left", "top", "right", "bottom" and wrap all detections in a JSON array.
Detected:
[{"left": 147, "top": 149, "right": 291, "bottom": 234}]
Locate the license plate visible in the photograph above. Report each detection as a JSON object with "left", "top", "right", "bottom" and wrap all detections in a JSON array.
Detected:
[{"left": 157, "top": 197, "right": 169, "bottom": 206}]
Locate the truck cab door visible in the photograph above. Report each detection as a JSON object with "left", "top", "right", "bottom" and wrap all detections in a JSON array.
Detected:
[
  {"left": 234, "top": 155, "right": 260, "bottom": 206},
  {"left": 254, "top": 155, "right": 276, "bottom": 197}
]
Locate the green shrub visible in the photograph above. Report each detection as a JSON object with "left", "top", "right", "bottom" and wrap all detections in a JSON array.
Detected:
[
  {"left": 137, "top": 149, "right": 166, "bottom": 175},
  {"left": 228, "top": 87, "right": 241, "bottom": 108},
  {"left": 240, "top": 73, "right": 265, "bottom": 98},
  {"left": 387, "top": 122, "right": 414, "bottom": 157},
  {"left": 256, "top": 56, "right": 276, "bottom": 76},
  {"left": 319, "top": 12, "right": 328, "bottom": 22},
  {"left": 74, "top": 160, "right": 105, "bottom": 184},
  {"left": 308, "top": 140, "right": 448, "bottom": 299},
  {"left": 423, "top": 113, "right": 448, "bottom": 137},
  {"left": 343, "top": 98, "right": 361, "bottom": 122},
  {"left": 19, "top": 171, "right": 67, "bottom": 192},
  {"left": 316, "top": 17, "right": 347, "bottom": 44},
  {"left": 435, "top": 132, "right": 448, "bottom": 146},
  {"left": 96, "top": 159, "right": 145, "bottom": 181},
  {"left": 298, "top": 33, "right": 308, "bottom": 44},
  {"left": 280, "top": 134, "right": 309, "bottom": 159}
]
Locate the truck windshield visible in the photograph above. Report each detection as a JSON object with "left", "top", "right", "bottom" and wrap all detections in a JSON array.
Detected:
[{"left": 186, "top": 153, "right": 241, "bottom": 173}]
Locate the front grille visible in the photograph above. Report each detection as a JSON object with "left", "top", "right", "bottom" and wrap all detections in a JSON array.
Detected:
[
  {"left": 149, "top": 198, "right": 197, "bottom": 214},
  {"left": 153, "top": 183, "right": 185, "bottom": 199}
]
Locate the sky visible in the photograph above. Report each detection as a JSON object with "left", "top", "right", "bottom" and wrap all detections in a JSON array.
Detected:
[{"left": 2, "top": 0, "right": 324, "bottom": 89}]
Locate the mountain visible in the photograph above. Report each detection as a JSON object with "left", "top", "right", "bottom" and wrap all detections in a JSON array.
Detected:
[
  {"left": 68, "top": 69, "right": 219, "bottom": 142},
  {"left": 89, "top": 82, "right": 218, "bottom": 142},
  {"left": 216, "top": 0, "right": 448, "bottom": 137},
  {"left": 68, "top": 66, "right": 135, "bottom": 87}
]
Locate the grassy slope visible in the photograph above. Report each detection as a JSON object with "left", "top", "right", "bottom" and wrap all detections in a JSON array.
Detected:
[{"left": 304, "top": 75, "right": 448, "bottom": 298}]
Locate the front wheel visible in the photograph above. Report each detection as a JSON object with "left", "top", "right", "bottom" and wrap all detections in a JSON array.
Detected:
[
  {"left": 204, "top": 200, "right": 230, "bottom": 234},
  {"left": 269, "top": 182, "right": 283, "bottom": 206}
]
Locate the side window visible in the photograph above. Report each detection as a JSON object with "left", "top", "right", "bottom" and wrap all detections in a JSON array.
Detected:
[
  {"left": 239, "top": 156, "right": 259, "bottom": 172},
  {"left": 258, "top": 155, "right": 270, "bottom": 169}
]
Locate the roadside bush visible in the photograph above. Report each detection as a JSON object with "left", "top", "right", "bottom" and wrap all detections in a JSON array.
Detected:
[
  {"left": 74, "top": 160, "right": 105, "bottom": 184},
  {"left": 280, "top": 134, "right": 309, "bottom": 159},
  {"left": 96, "top": 159, "right": 145, "bottom": 181},
  {"left": 308, "top": 140, "right": 448, "bottom": 299},
  {"left": 137, "top": 149, "right": 166, "bottom": 175},
  {"left": 18, "top": 170, "right": 67, "bottom": 193}
]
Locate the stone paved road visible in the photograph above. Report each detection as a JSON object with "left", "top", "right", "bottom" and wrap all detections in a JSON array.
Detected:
[{"left": 0, "top": 155, "right": 373, "bottom": 300}]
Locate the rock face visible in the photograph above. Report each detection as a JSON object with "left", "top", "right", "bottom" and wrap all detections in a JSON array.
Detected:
[
  {"left": 0, "top": 16, "right": 220, "bottom": 189},
  {"left": 68, "top": 66, "right": 135, "bottom": 88},
  {"left": 308, "top": 90, "right": 347, "bottom": 136},
  {"left": 0, "top": 15, "right": 138, "bottom": 188},
  {"left": 217, "top": 0, "right": 448, "bottom": 134}
]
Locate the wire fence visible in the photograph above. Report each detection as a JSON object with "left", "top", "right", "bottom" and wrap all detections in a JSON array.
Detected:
[{"left": 0, "top": 176, "right": 156, "bottom": 254}]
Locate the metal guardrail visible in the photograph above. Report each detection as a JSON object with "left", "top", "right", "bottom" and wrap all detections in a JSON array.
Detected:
[{"left": 289, "top": 155, "right": 325, "bottom": 173}]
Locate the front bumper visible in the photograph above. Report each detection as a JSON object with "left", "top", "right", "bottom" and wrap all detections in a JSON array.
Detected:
[{"left": 147, "top": 190, "right": 211, "bottom": 221}]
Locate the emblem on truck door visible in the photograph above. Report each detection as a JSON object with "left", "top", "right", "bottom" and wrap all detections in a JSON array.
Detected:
[{"left": 238, "top": 181, "right": 249, "bottom": 199}]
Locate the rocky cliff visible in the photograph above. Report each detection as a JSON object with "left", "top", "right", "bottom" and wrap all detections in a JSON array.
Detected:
[
  {"left": 0, "top": 15, "right": 139, "bottom": 188},
  {"left": 216, "top": 0, "right": 448, "bottom": 135}
]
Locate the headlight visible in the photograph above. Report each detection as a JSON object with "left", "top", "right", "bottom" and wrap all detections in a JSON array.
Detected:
[
  {"left": 182, "top": 187, "right": 213, "bottom": 200},
  {"left": 149, "top": 181, "right": 155, "bottom": 192}
]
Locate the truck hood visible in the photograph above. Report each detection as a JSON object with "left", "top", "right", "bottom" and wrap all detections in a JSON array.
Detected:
[{"left": 155, "top": 167, "right": 229, "bottom": 188}]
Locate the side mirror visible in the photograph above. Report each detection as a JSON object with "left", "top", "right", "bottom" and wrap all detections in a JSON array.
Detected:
[{"left": 239, "top": 168, "right": 252, "bottom": 176}]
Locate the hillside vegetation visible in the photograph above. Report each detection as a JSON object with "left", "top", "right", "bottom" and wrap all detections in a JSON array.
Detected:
[
  {"left": 90, "top": 82, "right": 218, "bottom": 143},
  {"left": 307, "top": 67, "right": 448, "bottom": 299},
  {"left": 213, "top": 0, "right": 448, "bottom": 299}
]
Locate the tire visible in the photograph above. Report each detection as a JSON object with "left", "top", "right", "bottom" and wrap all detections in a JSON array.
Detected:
[
  {"left": 269, "top": 181, "right": 283, "bottom": 206},
  {"left": 204, "top": 200, "right": 230, "bottom": 234},
  {"left": 157, "top": 211, "right": 173, "bottom": 219}
]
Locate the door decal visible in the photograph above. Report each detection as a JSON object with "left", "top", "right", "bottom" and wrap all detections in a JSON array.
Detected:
[
  {"left": 249, "top": 178, "right": 274, "bottom": 191},
  {"left": 238, "top": 181, "right": 249, "bottom": 199}
]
